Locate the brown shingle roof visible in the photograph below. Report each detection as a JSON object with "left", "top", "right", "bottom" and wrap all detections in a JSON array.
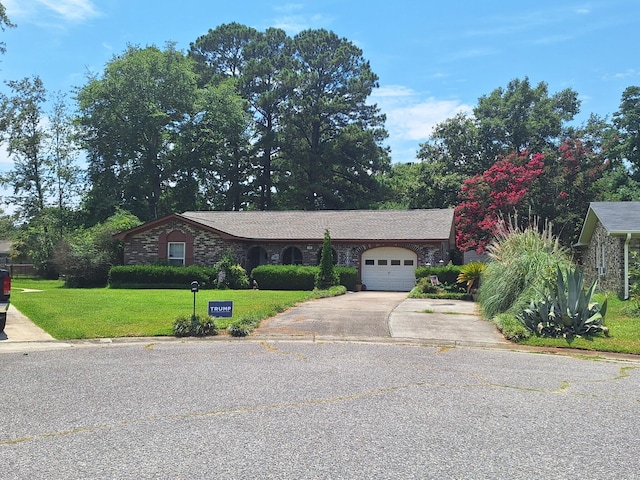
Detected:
[{"left": 179, "top": 209, "right": 454, "bottom": 242}]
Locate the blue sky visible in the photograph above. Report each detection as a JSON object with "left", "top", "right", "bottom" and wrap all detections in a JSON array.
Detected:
[{"left": 1, "top": 0, "right": 639, "bottom": 167}]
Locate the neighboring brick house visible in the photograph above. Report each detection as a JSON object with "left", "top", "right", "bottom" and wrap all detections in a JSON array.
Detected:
[
  {"left": 113, "top": 209, "right": 456, "bottom": 291},
  {"left": 574, "top": 202, "right": 640, "bottom": 299}
]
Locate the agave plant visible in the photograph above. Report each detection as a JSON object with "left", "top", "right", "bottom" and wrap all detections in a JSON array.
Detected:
[
  {"left": 518, "top": 266, "right": 608, "bottom": 339},
  {"left": 456, "top": 262, "right": 486, "bottom": 293}
]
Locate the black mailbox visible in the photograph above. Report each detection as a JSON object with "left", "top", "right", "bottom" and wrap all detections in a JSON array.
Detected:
[{"left": 190, "top": 281, "right": 199, "bottom": 293}]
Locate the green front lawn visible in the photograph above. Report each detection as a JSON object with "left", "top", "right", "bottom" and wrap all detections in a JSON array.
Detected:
[
  {"left": 11, "top": 278, "right": 315, "bottom": 340},
  {"left": 517, "top": 293, "right": 640, "bottom": 355}
]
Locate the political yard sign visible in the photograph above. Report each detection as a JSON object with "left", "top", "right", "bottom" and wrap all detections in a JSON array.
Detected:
[{"left": 208, "top": 300, "right": 234, "bottom": 318}]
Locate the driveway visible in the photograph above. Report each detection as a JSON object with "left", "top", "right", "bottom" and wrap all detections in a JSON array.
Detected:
[{"left": 254, "top": 291, "right": 507, "bottom": 346}]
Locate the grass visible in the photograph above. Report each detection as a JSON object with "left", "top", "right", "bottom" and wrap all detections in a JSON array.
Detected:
[
  {"left": 11, "top": 278, "right": 317, "bottom": 340},
  {"left": 508, "top": 293, "right": 640, "bottom": 355}
]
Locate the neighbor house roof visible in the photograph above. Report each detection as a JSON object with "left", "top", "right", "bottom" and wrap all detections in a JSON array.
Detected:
[
  {"left": 114, "top": 209, "right": 455, "bottom": 243},
  {"left": 575, "top": 202, "right": 640, "bottom": 246}
]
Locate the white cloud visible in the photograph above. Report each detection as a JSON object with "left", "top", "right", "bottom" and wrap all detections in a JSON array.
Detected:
[
  {"left": 5, "top": 0, "right": 99, "bottom": 23},
  {"left": 374, "top": 85, "right": 415, "bottom": 98},
  {"left": 36, "top": 0, "right": 99, "bottom": 22},
  {"left": 3, "top": 0, "right": 34, "bottom": 17},
  {"left": 272, "top": 13, "right": 333, "bottom": 34},
  {"left": 372, "top": 86, "right": 472, "bottom": 141},
  {"left": 270, "top": 3, "right": 333, "bottom": 34},
  {"left": 274, "top": 3, "right": 304, "bottom": 14},
  {"left": 602, "top": 69, "right": 640, "bottom": 81},
  {"left": 370, "top": 86, "right": 473, "bottom": 162}
]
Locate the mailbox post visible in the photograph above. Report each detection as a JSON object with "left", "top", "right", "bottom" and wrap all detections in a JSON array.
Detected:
[{"left": 190, "top": 281, "right": 199, "bottom": 318}]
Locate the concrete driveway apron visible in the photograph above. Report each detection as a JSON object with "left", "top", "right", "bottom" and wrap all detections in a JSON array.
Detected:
[
  {"left": 254, "top": 291, "right": 507, "bottom": 346},
  {"left": 388, "top": 297, "right": 508, "bottom": 346},
  {"left": 254, "top": 291, "right": 406, "bottom": 339}
]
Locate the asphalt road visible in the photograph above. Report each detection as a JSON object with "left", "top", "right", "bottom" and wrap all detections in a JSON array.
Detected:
[{"left": 1, "top": 340, "right": 639, "bottom": 479}]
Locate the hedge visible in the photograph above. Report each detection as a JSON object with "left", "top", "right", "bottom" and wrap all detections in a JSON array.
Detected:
[
  {"left": 414, "top": 264, "right": 463, "bottom": 286},
  {"left": 251, "top": 265, "right": 358, "bottom": 291},
  {"left": 110, "top": 264, "right": 359, "bottom": 291},
  {"left": 109, "top": 265, "right": 217, "bottom": 289}
]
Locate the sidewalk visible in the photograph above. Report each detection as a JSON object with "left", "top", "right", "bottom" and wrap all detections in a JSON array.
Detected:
[{"left": 0, "top": 304, "right": 72, "bottom": 353}]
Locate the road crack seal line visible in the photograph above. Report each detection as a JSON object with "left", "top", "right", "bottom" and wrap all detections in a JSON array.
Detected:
[
  {"left": 4, "top": 372, "right": 636, "bottom": 447},
  {"left": 476, "top": 373, "right": 639, "bottom": 403},
  {"left": 0, "top": 379, "right": 473, "bottom": 446}
]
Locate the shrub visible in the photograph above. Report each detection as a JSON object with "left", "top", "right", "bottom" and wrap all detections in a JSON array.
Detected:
[
  {"left": 250, "top": 265, "right": 357, "bottom": 291},
  {"left": 518, "top": 267, "right": 608, "bottom": 339},
  {"left": 409, "top": 277, "right": 470, "bottom": 300},
  {"left": 313, "top": 285, "right": 347, "bottom": 298},
  {"left": 109, "top": 265, "right": 215, "bottom": 288},
  {"left": 335, "top": 266, "right": 358, "bottom": 291},
  {"left": 227, "top": 314, "right": 262, "bottom": 337},
  {"left": 213, "top": 250, "right": 249, "bottom": 289},
  {"left": 228, "top": 324, "right": 250, "bottom": 337},
  {"left": 173, "top": 314, "right": 218, "bottom": 337},
  {"left": 415, "top": 276, "right": 442, "bottom": 294},
  {"left": 251, "top": 265, "right": 317, "bottom": 290},
  {"left": 493, "top": 313, "right": 531, "bottom": 342},
  {"left": 478, "top": 218, "right": 573, "bottom": 319},
  {"left": 456, "top": 262, "right": 486, "bottom": 293},
  {"left": 415, "top": 263, "right": 462, "bottom": 285},
  {"left": 55, "top": 210, "right": 143, "bottom": 287}
]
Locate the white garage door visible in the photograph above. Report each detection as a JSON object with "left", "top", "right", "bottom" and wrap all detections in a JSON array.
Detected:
[{"left": 361, "top": 247, "right": 417, "bottom": 291}]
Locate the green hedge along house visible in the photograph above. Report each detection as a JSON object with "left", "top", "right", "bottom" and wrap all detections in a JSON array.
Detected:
[{"left": 113, "top": 209, "right": 455, "bottom": 291}]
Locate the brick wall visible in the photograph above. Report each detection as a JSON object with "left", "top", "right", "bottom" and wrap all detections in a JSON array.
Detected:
[
  {"left": 124, "top": 220, "right": 242, "bottom": 266},
  {"left": 123, "top": 220, "right": 448, "bottom": 272},
  {"left": 580, "top": 220, "right": 625, "bottom": 294}
]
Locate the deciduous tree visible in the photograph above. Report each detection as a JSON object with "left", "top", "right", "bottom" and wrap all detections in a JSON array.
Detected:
[
  {"left": 0, "top": 76, "right": 50, "bottom": 219},
  {"left": 455, "top": 151, "right": 544, "bottom": 253},
  {"left": 474, "top": 77, "right": 579, "bottom": 166},
  {"left": 0, "top": 1, "right": 15, "bottom": 55},
  {"left": 613, "top": 86, "right": 640, "bottom": 179},
  {"left": 77, "top": 44, "right": 199, "bottom": 221}
]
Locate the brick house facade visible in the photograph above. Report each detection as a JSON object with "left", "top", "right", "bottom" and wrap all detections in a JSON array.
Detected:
[{"left": 114, "top": 210, "right": 456, "bottom": 291}]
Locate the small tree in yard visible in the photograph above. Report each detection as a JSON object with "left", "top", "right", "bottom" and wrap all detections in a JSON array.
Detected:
[
  {"left": 54, "top": 209, "right": 142, "bottom": 287},
  {"left": 315, "top": 229, "right": 339, "bottom": 289}
]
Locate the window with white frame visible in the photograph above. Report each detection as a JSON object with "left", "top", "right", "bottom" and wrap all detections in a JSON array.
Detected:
[{"left": 168, "top": 242, "right": 186, "bottom": 266}]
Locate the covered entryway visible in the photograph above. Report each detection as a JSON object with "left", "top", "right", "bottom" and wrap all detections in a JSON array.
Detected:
[{"left": 361, "top": 247, "right": 417, "bottom": 291}]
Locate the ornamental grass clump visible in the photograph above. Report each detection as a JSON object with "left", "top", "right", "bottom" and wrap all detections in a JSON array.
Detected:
[{"left": 478, "top": 216, "right": 573, "bottom": 320}]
